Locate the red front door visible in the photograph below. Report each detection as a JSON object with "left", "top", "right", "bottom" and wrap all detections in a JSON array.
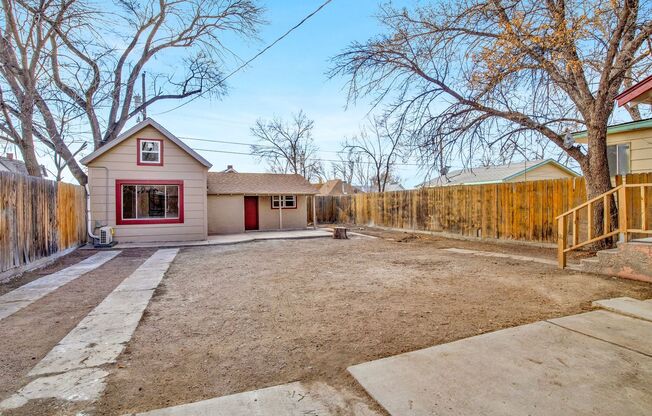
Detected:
[{"left": 244, "top": 196, "right": 259, "bottom": 230}]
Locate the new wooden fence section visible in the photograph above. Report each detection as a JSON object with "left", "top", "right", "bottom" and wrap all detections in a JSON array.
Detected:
[
  {"left": 0, "top": 172, "right": 87, "bottom": 275},
  {"left": 316, "top": 173, "right": 651, "bottom": 244}
]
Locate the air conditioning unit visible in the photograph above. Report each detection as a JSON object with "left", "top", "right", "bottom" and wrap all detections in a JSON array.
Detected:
[{"left": 95, "top": 226, "right": 117, "bottom": 248}]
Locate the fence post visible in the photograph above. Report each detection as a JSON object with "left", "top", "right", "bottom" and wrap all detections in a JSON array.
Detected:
[
  {"left": 618, "top": 182, "right": 628, "bottom": 243},
  {"left": 558, "top": 215, "right": 567, "bottom": 268}
]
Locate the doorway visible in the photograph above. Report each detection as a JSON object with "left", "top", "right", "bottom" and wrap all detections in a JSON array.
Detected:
[{"left": 244, "top": 196, "right": 259, "bottom": 230}]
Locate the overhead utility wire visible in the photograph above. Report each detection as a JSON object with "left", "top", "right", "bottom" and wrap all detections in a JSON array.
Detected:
[{"left": 153, "top": 0, "right": 334, "bottom": 116}]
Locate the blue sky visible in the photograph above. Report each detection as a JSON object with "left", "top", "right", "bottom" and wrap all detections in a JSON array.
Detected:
[{"left": 140, "top": 0, "right": 425, "bottom": 186}]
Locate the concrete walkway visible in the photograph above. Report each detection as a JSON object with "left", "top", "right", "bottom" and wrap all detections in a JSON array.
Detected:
[
  {"left": 113, "top": 229, "right": 331, "bottom": 249},
  {"left": 132, "top": 381, "right": 380, "bottom": 416},
  {"left": 348, "top": 297, "right": 652, "bottom": 416},
  {"left": 0, "top": 251, "right": 121, "bottom": 321},
  {"left": 0, "top": 249, "right": 178, "bottom": 411}
]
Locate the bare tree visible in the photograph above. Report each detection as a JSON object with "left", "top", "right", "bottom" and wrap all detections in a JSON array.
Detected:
[
  {"left": 250, "top": 110, "right": 323, "bottom": 181},
  {"left": 332, "top": 0, "right": 652, "bottom": 225},
  {"left": 330, "top": 147, "right": 359, "bottom": 184},
  {"left": 1, "top": 0, "right": 263, "bottom": 184},
  {"left": 343, "top": 117, "right": 402, "bottom": 193}
]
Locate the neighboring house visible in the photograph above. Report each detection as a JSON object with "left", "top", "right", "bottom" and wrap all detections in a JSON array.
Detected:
[
  {"left": 421, "top": 159, "right": 579, "bottom": 187},
  {"left": 569, "top": 76, "right": 652, "bottom": 176},
  {"left": 572, "top": 118, "right": 652, "bottom": 176},
  {"left": 207, "top": 171, "right": 317, "bottom": 234},
  {"left": 0, "top": 154, "right": 28, "bottom": 175},
  {"left": 357, "top": 182, "right": 405, "bottom": 193},
  {"left": 80, "top": 118, "right": 317, "bottom": 243},
  {"left": 317, "top": 179, "right": 363, "bottom": 196}
]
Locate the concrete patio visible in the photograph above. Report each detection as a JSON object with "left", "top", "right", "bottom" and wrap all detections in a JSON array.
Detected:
[
  {"left": 112, "top": 228, "right": 332, "bottom": 249},
  {"left": 348, "top": 297, "right": 652, "bottom": 416}
]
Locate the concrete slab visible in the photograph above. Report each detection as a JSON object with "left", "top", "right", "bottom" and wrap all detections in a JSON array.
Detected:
[
  {"left": 29, "top": 341, "right": 125, "bottom": 376},
  {"left": 549, "top": 310, "right": 652, "bottom": 356},
  {"left": 89, "top": 289, "right": 155, "bottom": 316},
  {"left": 0, "top": 368, "right": 108, "bottom": 410},
  {"left": 0, "top": 251, "right": 121, "bottom": 321},
  {"left": 58, "top": 312, "right": 143, "bottom": 345},
  {"left": 592, "top": 297, "right": 652, "bottom": 322},
  {"left": 132, "top": 381, "right": 381, "bottom": 416},
  {"left": 113, "top": 229, "right": 331, "bottom": 249},
  {"left": 26, "top": 249, "right": 178, "bottom": 379},
  {"left": 349, "top": 321, "right": 652, "bottom": 416}
]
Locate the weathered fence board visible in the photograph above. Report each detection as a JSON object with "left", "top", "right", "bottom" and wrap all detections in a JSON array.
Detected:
[
  {"left": 0, "top": 172, "right": 86, "bottom": 274},
  {"left": 316, "top": 173, "right": 652, "bottom": 244}
]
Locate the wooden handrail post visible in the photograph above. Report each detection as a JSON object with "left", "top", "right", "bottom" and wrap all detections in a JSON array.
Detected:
[
  {"left": 618, "top": 185, "right": 628, "bottom": 243},
  {"left": 558, "top": 215, "right": 567, "bottom": 268}
]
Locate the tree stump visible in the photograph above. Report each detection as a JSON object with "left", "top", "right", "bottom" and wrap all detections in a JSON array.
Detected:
[{"left": 333, "top": 227, "right": 348, "bottom": 239}]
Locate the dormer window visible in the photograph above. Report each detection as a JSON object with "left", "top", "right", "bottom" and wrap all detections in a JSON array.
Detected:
[{"left": 137, "top": 138, "right": 163, "bottom": 166}]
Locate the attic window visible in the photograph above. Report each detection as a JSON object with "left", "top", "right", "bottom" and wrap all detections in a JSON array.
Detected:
[
  {"left": 271, "top": 195, "right": 296, "bottom": 209},
  {"left": 138, "top": 138, "right": 163, "bottom": 166}
]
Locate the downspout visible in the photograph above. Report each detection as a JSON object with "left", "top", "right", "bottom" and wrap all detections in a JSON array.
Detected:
[
  {"left": 85, "top": 166, "right": 110, "bottom": 241},
  {"left": 85, "top": 183, "right": 99, "bottom": 241}
]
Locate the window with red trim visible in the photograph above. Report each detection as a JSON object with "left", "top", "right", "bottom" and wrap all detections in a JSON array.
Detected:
[
  {"left": 137, "top": 138, "right": 163, "bottom": 166},
  {"left": 271, "top": 195, "right": 297, "bottom": 209},
  {"left": 116, "top": 180, "right": 184, "bottom": 224}
]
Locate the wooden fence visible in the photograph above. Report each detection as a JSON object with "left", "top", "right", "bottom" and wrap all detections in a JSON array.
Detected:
[
  {"left": 0, "top": 172, "right": 87, "bottom": 275},
  {"left": 316, "top": 173, "right": 652, "bottom": 244}
]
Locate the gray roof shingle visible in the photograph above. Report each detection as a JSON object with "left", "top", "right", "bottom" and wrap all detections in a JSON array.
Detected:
[{"left": 207, "top": 172, "right": 318, "bottom": 195}]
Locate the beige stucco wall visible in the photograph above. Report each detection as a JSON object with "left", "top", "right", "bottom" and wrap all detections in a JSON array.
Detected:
[
  {"left": 207, "top": 195, "right": 245, "bottom": 235},
  {"left": 86, "top": 125, "right": 208, "bottom": 243},
  {"left": 576, "top": 128, "right": 652, "bottom": 174},
  {"left": 258, "top": 195, "right": 309, "bottom": 230},
  {"left": 506, "top": 163, "right": 577, "bottom": 182}
]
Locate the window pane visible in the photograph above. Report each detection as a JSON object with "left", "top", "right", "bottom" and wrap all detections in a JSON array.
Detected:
[
  {"left": 137, "top": 185, "right": 165, "bottom": 218},
  {"left": 165, "top": 185, "right": 179, "bottom": 218},
  {"left": 607, "top": 145, "right": 618, "bottom": 176},
  {"left": 141, "top": 141, "right": 159, "bottom": 152},
  {"left": 141, "top": 152, "right": 159, "bottom": 162},
  {"left": 122, "top": 185, "right": 136, "bottom": 219},
  {"left": 617, "top": 144, "right": 630, "bottom": 175},
  {"left": 285, "top": 195, "right": 295, "bottom": 207}
]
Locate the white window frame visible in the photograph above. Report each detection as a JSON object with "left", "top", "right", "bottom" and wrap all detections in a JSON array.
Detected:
[
  {"left": 271, "top": 195, "right": 297, "bottom": 209},
  {"left": 139, "top": 139, "right": 161, "bottom": 164}
]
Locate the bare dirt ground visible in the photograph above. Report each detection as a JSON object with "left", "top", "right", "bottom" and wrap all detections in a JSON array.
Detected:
[
  {"left": 95, "top": 231, "right": 652, "bottom": 415},
  {"left": 0, "top": 248, "right": 156, "bottom": 415}
]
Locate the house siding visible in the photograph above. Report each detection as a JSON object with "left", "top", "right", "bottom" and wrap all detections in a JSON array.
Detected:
[
  {"left": 506, "top": 163, "right": 577, "bottom": 182},
  {"left": 207, "top": 195, "right": 245, "bottom": 235},
  {"left": 87, "top": 125, "right": 208, "bottom": 243},
  {"left": 576, "top": 127, "right": 652, "bottom": 174},
  {"left": 206, "top": 194, "right": 309, "bottom": 234},
  {"left": 258, "top": 195, "right": 308, "bottom": 230}
]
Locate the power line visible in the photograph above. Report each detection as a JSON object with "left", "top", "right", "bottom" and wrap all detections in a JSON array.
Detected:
[
  {"left": 153, "top": 0, "right": 334, "bottom": 116},
  {"left": 191, "top": 146, "right": 422, "bottom": 166}
]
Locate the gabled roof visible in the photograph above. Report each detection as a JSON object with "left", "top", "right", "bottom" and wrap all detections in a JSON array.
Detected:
[
  {"left": 0, "top": 156, "right": 28, "bottom": 175},
  {"left": 207, "top": 172, "right": 318, "bottom": 195},
  {"left": 572, "top": 117, "right": 652, "bottom": 140},
  {"left": 616, "top": 74, "right": 652, "bottom": 107},
  {"left": 80, "top": 118, "right": 212, "bottom": 168},
  {"left": 421, "top": 159, "right": 578, "bottom": 187},
  {"left": 317, "top": 179, "right": 362, "bottom": 195}
]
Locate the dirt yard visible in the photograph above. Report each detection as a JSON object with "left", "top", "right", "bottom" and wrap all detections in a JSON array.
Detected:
[
  {"left": 0, "top": 248, "right": 156, "bottom": 416},
  {"left": 92, "top": 230, "right": 652, "bottom": 415}
]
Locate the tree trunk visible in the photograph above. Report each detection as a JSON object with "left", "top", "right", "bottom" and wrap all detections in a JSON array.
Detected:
[
  {"left": 583, "top": 124, "right": 615, "bottom": 248},
  {"left": 17, "top": 101, "right": 42, "bottom": 177}
]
